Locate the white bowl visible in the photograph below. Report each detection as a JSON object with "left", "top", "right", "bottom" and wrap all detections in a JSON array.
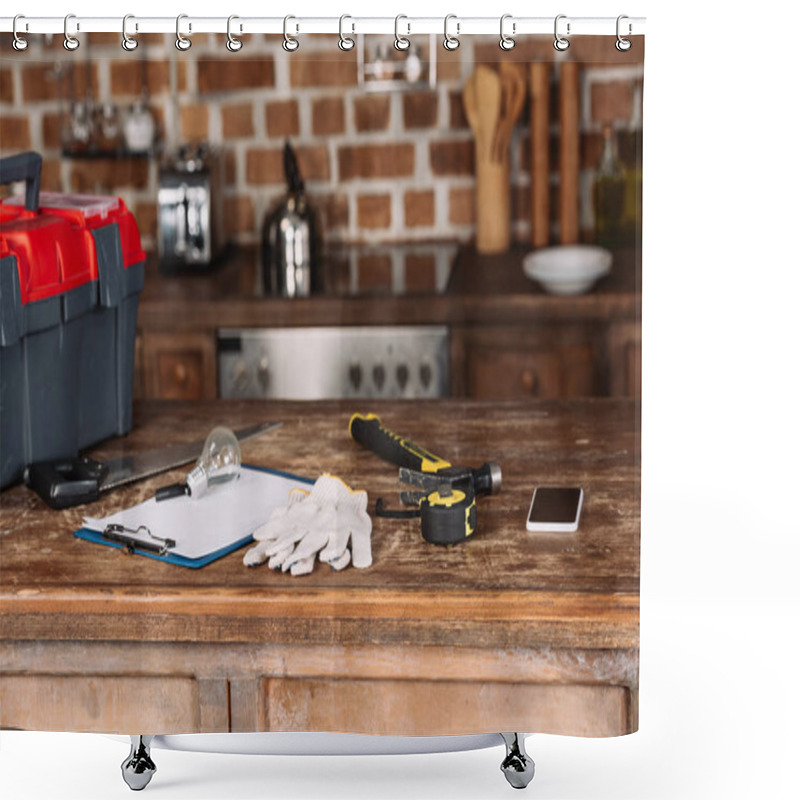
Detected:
[{"left": 522, "top": 245, "right": 612, "bottom": 295}]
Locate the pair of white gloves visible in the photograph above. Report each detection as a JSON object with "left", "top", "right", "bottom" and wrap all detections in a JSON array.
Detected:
[{"left": 243, "top": 474, "right": 372, "bottom": 576}]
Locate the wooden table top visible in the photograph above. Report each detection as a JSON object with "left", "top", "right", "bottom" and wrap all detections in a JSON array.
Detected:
[{"left": 0, "top": 399, "right": 639, "bottom": 653}]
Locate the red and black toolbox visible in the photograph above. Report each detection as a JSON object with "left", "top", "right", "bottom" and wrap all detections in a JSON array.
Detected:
[{"left": 0, "top": 152, "right": 145, "bottom": 488}]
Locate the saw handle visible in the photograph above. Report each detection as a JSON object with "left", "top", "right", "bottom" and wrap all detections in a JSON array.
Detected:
[
  {"left": 24, "top": 457, "right": 107, "bottom": 509},
  {"left": 349, "top": 413, "right": 451, "bottom": 474}
]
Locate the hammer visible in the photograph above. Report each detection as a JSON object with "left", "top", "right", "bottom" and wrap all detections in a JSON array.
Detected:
[{"left": 349, "top": 413, "right": 501, "bottom": 545}]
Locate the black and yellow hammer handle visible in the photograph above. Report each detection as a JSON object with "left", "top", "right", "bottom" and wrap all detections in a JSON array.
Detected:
[{"left": 349, "top": 413, "right": 451, "bottom": 474}]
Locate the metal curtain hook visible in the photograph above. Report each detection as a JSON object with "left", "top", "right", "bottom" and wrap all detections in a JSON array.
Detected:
[
  {"left": 443, "top": 14, "right": 460, "bottom": 51},
  {"left": 499, "top": 14, "right": 516, "bottom": 50},
  {"left": 12, "top": 14, "right": 28, "bottom": 51},
  {"left": 175, "top": 14, "right": 191, "bottom": 51},
  {"left": 63, "top": 14, "right": 80, "bottom": 51},
  {"left": 339, "top": 14, "right": 355, "bottom": 51},
  {"left": 283, "top": 15, "right": 299, "bottom": 52},
  {"left": 227, "top": 15, "right": 243, "bottom": 52},
  {"left": 394, "top": 15, "right": 410, "bottom": 51},
  {"left": 122, "top": 14, "right": 138, "bottom": 51},
  {"left": 616, "top": 14, "right": 632, "bottom": 51},
  {"left": 554, "top": 14, "right": 570, "bottom": 51}
]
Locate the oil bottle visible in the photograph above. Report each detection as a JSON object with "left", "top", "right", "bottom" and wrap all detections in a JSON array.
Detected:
[{"left": 593, "top": 125, "right": 626, "bottom": 249}]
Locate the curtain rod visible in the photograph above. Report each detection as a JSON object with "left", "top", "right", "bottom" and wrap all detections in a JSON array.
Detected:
[{"left": 0, "top": 16, "right": 646, "bottom": 37}]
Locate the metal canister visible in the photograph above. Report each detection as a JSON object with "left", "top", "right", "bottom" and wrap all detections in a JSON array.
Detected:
[{"left": 261, "top": 142, "right": 320, "bottom": 297}]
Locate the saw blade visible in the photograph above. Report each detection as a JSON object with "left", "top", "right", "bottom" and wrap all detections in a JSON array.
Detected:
[{"left": 99, "top": 422, "right": 282, "bottom": 491}]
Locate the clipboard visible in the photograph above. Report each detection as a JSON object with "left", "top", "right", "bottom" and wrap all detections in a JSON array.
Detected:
[{"left": 75, "top": 465, "right": 313, "bottom": 568}]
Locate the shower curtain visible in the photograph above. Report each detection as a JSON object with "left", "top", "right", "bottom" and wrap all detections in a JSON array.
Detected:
[{"left": 0, "top": 15, "right": 643, "bottom": 794}]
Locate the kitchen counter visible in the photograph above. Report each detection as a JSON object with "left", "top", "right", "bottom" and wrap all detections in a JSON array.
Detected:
[
  {"left": 134, "top": 245, "right": 642, "bottom": 401},
  {"left": 137, "top": 244, "right": 641, "bottom": 332},
  {"left": 0, "top": 398, "right": 639, "bottom": 737}
]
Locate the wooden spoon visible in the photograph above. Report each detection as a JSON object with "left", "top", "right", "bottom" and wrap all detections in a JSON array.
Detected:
[{"left": 474, "top": 66, "right": 502, "bottom": 162}]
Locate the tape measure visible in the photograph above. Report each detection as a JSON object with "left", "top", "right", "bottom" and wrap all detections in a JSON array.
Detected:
[{"left": 350, "top": 413, "right": 498, "bottom": 546}]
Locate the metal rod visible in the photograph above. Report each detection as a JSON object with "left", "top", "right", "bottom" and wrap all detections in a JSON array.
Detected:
[{"left": 0, "top": 16, "right": 646, "bottom": 36}]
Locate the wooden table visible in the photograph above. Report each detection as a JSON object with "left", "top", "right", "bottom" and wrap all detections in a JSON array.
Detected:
[{"left": 0, "top": 399, "right": 639, "bottom": 738}]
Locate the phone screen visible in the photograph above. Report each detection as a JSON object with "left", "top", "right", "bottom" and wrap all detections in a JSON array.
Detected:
[{"left": 526, "top": 487, "right": 583, "bottom": 532}]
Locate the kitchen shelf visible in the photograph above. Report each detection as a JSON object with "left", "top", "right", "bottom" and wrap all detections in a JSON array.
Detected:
[{"left": 60, "top": 148, "right": 153, "bottom": 161}]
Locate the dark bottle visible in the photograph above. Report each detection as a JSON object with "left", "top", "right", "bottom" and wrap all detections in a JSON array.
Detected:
[
  {"left": 261, "top": 141, "right": 320, "bottom": 297},
  {"left": 593, "top": 125, "right": 626, "bottom": 249}
]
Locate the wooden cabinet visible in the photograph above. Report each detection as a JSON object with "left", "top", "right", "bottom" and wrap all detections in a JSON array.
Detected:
[
  {"left": 607, "top": 321, "right": 642, "bottom": 398},
  {"left": 453, "top": 324, "right": 600, "bottom": 399},
  {"left": 139, "top": 332, "right": 217, "bottom": 400}
]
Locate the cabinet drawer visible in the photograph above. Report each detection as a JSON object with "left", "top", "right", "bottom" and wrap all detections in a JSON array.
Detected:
[
  {"left": 141, "top": 332, "right": 217, "bottom": 400},
  {"left": 0, "top": 675, "right": 200, "bottom": 733},
  {"left": 607, "top": 321, "right": 641, "bottom": 398},
  {"left": 465, "top": 340, "right": 596, "bottom": 399}
]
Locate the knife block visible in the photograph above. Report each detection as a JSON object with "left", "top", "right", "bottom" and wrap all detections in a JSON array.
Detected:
[{"left": 475, "top": 156, "right": 511, "bottom": 254}]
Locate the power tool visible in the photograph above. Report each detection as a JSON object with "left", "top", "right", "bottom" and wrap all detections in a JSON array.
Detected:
[{"left": 349, "top": 413, "right": 502, "bottom": 545}]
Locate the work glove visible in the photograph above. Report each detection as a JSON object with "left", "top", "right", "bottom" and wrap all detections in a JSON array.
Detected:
[{"left": 243, "top": 474, "right": 372, "bottom": 576}]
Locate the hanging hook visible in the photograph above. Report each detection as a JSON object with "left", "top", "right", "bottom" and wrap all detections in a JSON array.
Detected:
[
  {"left": 226, "top": 15, "right": 243, "bottom": 52},
  {"left": 63, "top": 13, "right": 80, "bottom": 51},
  {"left": 12, "top": 14, "right": 28, "bottom": 51},
  {"left": 499, "top": 14, "right": 516, "bottom": 51},
  {"left": 615, "top": 15, "right": 632, "bottom": 52},
  {"left": 122, "top": 14, "right": 138, "bottom": 51},
  {"left": 443, "top": 14, "right": 460, "bottom": 51},
  {"left": 554, "top": 14, "right": 570, "bottom": 51},
  {"left": 339, "top": 14, "right": 355, "bottom": 51},
  {"left": 283, "top": 15, "right": 299, "bottom": 52},
  {"left": 394, "top": 15, "right": 410, "bottom": 51},
  {"left": 175, "top": 14, "right": 191, "bottom": 51}
]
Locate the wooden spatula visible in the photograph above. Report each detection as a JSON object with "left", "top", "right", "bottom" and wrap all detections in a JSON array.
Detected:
[
  {"left": 474, "top": 65, "right": 502, "bottom": 162},
  {"left": 493, "top": 62, "right": 526, "bottom": 162}
]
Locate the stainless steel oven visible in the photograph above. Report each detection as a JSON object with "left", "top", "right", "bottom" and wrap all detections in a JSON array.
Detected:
[{"left": 218, "top": 327, "right": 449, "bottom": 400}]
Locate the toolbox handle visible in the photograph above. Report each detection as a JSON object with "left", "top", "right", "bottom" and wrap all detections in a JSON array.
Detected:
[{"left": 0, "top": 151, "right": 42, "bottom": 212}]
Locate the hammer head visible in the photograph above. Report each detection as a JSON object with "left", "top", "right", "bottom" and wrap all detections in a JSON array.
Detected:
[
  {"left": 398, "top": 461, "right": 502, "bottom": 499},
  {"left": 472, "top": 461, "right": 502, "bottom": 496}
]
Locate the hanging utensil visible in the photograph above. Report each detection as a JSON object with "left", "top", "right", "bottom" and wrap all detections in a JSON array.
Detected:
[
  {"left": 474, "top": 65, "right": 502, "bottom": 162},
  {"left": 492, "top": 62, "right": 526, "bottom": 162},
  {"left": 463, "top": 66, "right": 510, "bottom": 254}
]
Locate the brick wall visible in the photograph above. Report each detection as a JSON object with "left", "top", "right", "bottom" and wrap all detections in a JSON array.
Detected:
[{"left": 0, "top": 33, "right": 643, "bottom": 251}]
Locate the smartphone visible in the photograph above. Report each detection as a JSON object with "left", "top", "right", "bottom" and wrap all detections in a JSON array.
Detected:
[{"left": 526, "top": 487, "right": 584, "bottom": 533}]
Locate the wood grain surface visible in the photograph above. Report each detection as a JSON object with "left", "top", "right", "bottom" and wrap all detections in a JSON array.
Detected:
[
  {"left": 0, "top": 398, "right": 640, "bottom": 735},
  {"left": 0, "top": 399, "right": 639, "bottom": 647}
]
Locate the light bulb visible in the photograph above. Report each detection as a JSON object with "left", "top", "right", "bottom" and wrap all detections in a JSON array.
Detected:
[{"left": 184, "top": 426, "right": 241, "bottom": 499}]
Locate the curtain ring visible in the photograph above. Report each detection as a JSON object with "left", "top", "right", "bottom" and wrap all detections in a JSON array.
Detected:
[
  {"left": 339, "top": 14, "right": 355, "bottom": 51},
  {"left": 122, "top": 14, "right": 138, "bottom": 51},
  {"left": 443, "top": 14, "right": 460, "bottom": 51},
  {"left": 499, "top": 14, "right": 515, "bottom": 51},
  {"left": 175, "top": 14, "right": 191, "bottom": 51},
  {"left": 615, "top": 14, "right": 632, "bottom": 51},
  {"left": 394, "top": 15, "right": 410, "bottom": 51},
  {"left": 63, "top": 14, "right": 80, "bottom": 51},
  {"left": 283, "top": 15, "right": 299, "bottom": 52},
  {"left": 554, "top": 14, "right": 570, "bottom": 51},
  {"left": 12, "top": 15, "right": 28, "bottom": 51},
  {"left": 227, "top": 15, "right": 243, "bottom": 52}
]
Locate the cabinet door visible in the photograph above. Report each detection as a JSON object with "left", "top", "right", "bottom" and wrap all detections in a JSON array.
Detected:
[
  {"left": 607, "top": 322, "right": 641, "bottom": 398},
  {"left": 463, "top": 325, "right": 598, "bottom": 399},
  {"left": 141, "top": 332, "right": 217, "bottom": 399}
]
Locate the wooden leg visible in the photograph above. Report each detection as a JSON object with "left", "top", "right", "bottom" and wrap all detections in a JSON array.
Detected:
[{"left": 121, "top": 735, "right": 156, "bottom": 791}]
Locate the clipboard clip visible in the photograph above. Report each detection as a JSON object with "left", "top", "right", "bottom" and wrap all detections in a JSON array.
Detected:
[{"left": 102, "top": 523, "right": 176, "bottom": 556}]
